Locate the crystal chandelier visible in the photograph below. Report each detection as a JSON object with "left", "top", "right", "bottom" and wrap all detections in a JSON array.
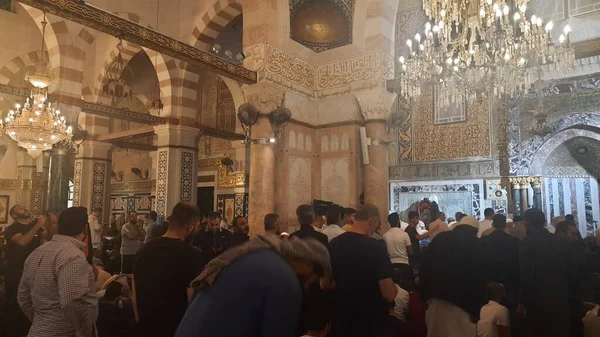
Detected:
[
  {"left": 398, "top": 0, "right": 575, "bottom": 105},
  {"left": 102, "top": 39, "right": 133, "bottom": 101},
  {"left": 0, "top": 16, "right": 72, "bottom": 158}
]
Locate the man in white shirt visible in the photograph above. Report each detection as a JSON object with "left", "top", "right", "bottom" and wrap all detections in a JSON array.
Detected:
[
  {"left": 383, "top": 212, "right": 414, "bottom": 291},
  {"left": 428, "top": 212, "right": 448, "bottom": 240},
  {"left": 88, "top": 207, "right": 103, "bottom": 250},
  {"left": 477, "top": 283, "right": 510, "bottom": 337},
  {"left": 321, "top": 207, "right": 345, "bottom": 242},
  {"left": 478, "top": 208, "right": 495, "bottom": 238}
]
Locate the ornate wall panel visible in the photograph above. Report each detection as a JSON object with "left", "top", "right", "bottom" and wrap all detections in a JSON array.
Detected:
[
  {"left": 413, "top": 90, "right": 491, "bottom": 161},
  {"left": 73, "top": 160, "right": 82, "bottom": 207},
  {"left": 180, "top": 152, "right": 193, "bottom": 202},
  {"left": 434, "top": 86, "right": 467, "bottom": 124},
  {"left": 244, "top": 43, "right": 392, "bottom": 98},
  {"left": 217, "top": 193, "right": 248, "bottom": 221},
  {"left": 394, "top": 7, "right": 427, "bottom": 78},
  {"left": 321, "top": 157, "right": 350, "bottom": 207},
  {"left": 389, "top": 160, "right": 500, "bottom": 181},
  {"left": 508, "top": 73, "right": 600, "bottom": 176},
  {"left": 390, "top": 180, "right": 485, "bottom": 220},
  {"left": 156, "top": 151, "right": 167, "bottom": 217},
  {"left": 198, "top": 158, "right": 246, "bottom": 187},
  {"left": 288, "top": 156, "right": 312, "bottom": 218},
  {"left": 110, "top": 194, "right": 156, "bottom": 218},
  {"left": 92, "top": 163, "right": 106, "bottom": 210},
  {"left": 216, "top": 78, "right": 235, "bottom": 132}
]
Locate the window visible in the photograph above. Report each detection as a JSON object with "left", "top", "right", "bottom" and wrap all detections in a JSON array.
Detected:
[
  {"left": 67, "top": 179, "right": 74, "bottom": 208},
  {"left": 433, "top": 85, "right": 466, "bottom": 124}
]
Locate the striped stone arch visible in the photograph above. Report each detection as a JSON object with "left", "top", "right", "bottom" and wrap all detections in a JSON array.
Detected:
[
  {"left": 0, "top": 51, "right": 47, "bottom": 85},
  {"left": 93, "top": 12, "right": 174, "bottom": 109},
  {"left": 363, "top": 0, "right": 400, "bottom": 55},
  {"left": 190, "top": 0, "right": 243, "bottom": 51},
  {"left": 176, "top": 0, "right": 244, "bottom": 119}
]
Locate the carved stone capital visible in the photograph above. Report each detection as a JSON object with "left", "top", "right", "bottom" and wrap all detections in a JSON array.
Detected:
[
  {"left": 530, "top": 176, "right": 543, "bottom": 189},
  {"left": 241, "top": 83, "right": 285, "bottom": 113},
  {"left": 154, "top": 124, "right": 202, "bottom": 148},
  {"left": 355, "top": 88, "right": 397, "bottom": 121},
  {"left": 509, "top": 177, "right": 522, "bottom": 189},
  {"left": 76, "top": 141, "right": 113, "bottom": 159}
]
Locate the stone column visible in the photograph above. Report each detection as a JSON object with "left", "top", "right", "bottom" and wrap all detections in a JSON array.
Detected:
[
  {"left": 510, "top": 178, "right": 522, "bottom": 216},
  {"left": 355, "top": 89, "right": 396, "bottom": 227},
  {"left": 73, "top": 141, "right": 112, "bottom": 221},
  {"left": 520, "top": 177, "right": 530, "bottom": 213},
  {"left": 530, "top": 177, "right": 543, "bottom": 210},
  {"left": 243, "top": 84, "right": 283, "bottom": 236},
  {"left": 47, "top": 142, "right": 73, "bottom": 216},
  {"left": 154, "top": 124, "right": 201, "bottom": 218}
]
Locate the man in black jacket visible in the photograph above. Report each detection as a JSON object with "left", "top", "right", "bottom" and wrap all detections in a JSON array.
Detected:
[
  {"left": 197, "top": 212, "right": 231, "bottom": 263},
  {"left": 479, "top": 214, "right": 520, "bottom": 296},
  {"left": 229, "top": 216, "right": 250, "bottom": 247},
  {"left": 291, "top": 204, "right": 328, "bottom": 247}
]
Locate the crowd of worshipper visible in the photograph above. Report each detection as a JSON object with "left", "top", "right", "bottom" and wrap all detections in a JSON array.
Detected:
[{"left": 1, "top": 201, "right": 600, "bottom": 337}]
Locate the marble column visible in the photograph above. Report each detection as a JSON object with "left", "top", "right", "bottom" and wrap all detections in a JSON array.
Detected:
[
  {"left": 520, "top": 177, "right": 530, "bottom": 213},
  {"left": 247, "top": 117, "right": 276, "bottom": 235},
  {"left": 243, "top": 84, "right": 284, "bottom": 236},
  {"left": 531, "top": 177, "right": 543, "bottom": 210},
  {"left": 355, "top": 89, "right": 396, "bottom": 227},
  {"left": 47, "top": 142, "right": 73, "bottom": 216},
  {"left": 73, "top": 141, "right": 112, "bottom": 221},
  {"left": 510, "top": 178, "right": 522, "bottom": 216},
  {"left": 154, "top": 124, "right": 201, "bottom": 218}
]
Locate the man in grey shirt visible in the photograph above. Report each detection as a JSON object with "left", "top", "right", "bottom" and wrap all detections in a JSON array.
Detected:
[
  {"left": 18, "top": 206, "right": 98, "bottom": 337},
  {"left": 121, "top": 210, "right": 145, "bottom": 274}
]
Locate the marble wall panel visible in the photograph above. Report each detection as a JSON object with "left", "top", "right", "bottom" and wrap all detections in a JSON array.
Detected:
[
  {"left": 288, "top": 156, "right": 312, "bottom": 218},
  {"left": 321, "top": 157, "right": 350, "bottom": 207},
  {"left": 390, "top": 180, "right": 485, "bottom": 219}
]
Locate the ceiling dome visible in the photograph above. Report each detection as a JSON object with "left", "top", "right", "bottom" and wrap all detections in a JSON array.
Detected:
[{"left": 290, "top": 0, "right": 352, "bottom": 52}]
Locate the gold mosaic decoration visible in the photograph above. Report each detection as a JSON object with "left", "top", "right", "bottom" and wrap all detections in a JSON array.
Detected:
[
  {"left": 412, "top": 88, "right": 491, "bottom": 161},
  {"left": 198, "top": 158, "right": 246, "bottom": 188},
  {"left": 111, "top": 180, "right": 156, "bottom": 193},
  {"left": 16, "top": 0, "right": 257, "bottom": 84}
]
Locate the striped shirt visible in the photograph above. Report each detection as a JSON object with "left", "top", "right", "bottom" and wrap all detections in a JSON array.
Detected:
[{"left": 18, "top": 234, "right": 98, "bottom": 337}]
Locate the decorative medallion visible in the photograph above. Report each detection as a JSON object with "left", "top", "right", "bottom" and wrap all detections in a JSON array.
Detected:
[{"left": 92, "top": 163, "right": 106, "bottom": 210}]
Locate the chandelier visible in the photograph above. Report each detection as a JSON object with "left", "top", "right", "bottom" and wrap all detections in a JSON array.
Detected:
[
  {"left": 102, "top": 39, "right": 133, "bottom": 101},
  {"left": 398, "top": 0, "right": 575, "bottom": 105},
  {"left": 0, "top": 16, "right": 72, "bottom": 158},
  {"left": 146, "top": 0, "right": 164, "bottom": 115}
]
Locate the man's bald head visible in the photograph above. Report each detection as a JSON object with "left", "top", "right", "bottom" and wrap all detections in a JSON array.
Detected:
[
  {"left": 354, "top": 204, "right": 380, "bottom": 222},
  {"left": 353, "top": 204, "right": 381, "bottom": 236}
]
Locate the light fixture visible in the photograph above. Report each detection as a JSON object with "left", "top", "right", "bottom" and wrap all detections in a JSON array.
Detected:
[
  {"left": 146, "top": 0, "right": 164, "bottom": 115},
  {"left": 236, "top": 102, "right": 291, "bottom": 144},
  {"left": 0, "top": 15, "right": 72, "bottom": 158},
  {"left": 102, "top": 39, "right": 133, "bottom": 101},
  {"left": 398, "top": 0, "right": 575, "bottom": 105},
  {"left": 131, "top": 167, "right": 149, "bottom": 180}
]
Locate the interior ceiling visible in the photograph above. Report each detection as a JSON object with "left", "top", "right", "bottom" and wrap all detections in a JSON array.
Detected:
[
  {"left": 289, "top": 0, "right": 354, "bottom": 52},
  {"left": 544, "top": 136, "right": 600, "bottom": 177}
]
